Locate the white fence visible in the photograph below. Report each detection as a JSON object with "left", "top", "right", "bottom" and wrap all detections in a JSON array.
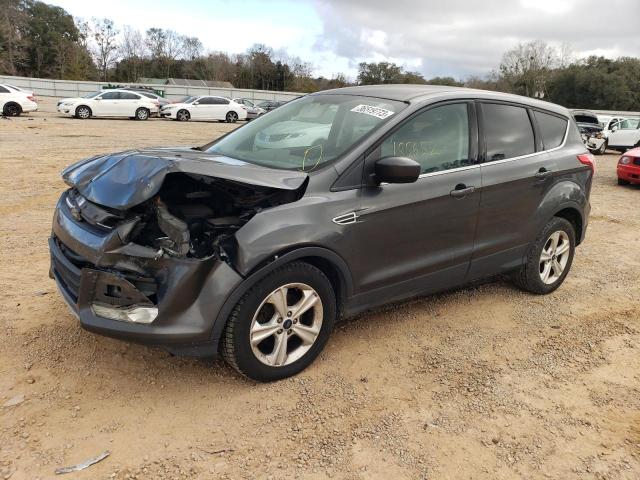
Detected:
[
  {"left": 0, "top": 74, "right": 303, "bottom": 103},
  {"left": 2, "top": 74, "right": 640, "bottom": 119}
]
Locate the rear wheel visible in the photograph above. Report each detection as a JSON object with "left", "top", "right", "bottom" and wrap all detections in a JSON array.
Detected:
[
  {"left": 75, "top": 105, "right": 91, "bottom": 119},
  {"left": 3, "top": 102, "right": 21, "bottom": 117},
  {"left": 513, "top": 217, "right": 575, "bottom": 294},
  {"left": 226, "top": 111, "right": 238, "bottom": 123},
  {"left": 221, "top": 262, "right": 336, "bottom": 382},
  {"left": 135, "top": 107, "right": 149, "bottom": 120},
  {"left": 176, "top": 109, "right": 190, "bottom": 121}
]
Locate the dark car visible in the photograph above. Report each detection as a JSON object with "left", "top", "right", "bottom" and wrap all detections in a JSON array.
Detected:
[
  {"left": 257, "top": 99, "right": 288, "bottom": 112},
  {"left": 49, "top": 85, "right": 593, "bottom": 381},
  {"left": 571, "top": 109, "right": 607, "bottom": 155}
]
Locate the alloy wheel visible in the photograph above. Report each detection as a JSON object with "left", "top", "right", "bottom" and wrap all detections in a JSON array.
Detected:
[
  {"left": 227, "top": 112, "right": 238, "bottom": 123},
  {"left": 249, "top": 283, "right": 323, "bottom": 367},
  {"left": 77, "top": 107, "right": 90, "bottom": 119},
  {"left": 539, "top": 230, "right": 570, "bottom": 284}
]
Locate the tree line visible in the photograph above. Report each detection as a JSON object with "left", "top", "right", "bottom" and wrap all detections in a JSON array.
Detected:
[{"left": 1, "top": 0, "right": 639, "bottom": 110}]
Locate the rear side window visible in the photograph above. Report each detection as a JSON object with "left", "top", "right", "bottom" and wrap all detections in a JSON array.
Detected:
[
  {"left": 120, "top": 92, "right": 140, "bottom": 100},
  {"left": 482, "top": 103, "right": 535, "bottom": 161},
  {"left": 534, "top": 111, "right": 568, "bottom": 150}
]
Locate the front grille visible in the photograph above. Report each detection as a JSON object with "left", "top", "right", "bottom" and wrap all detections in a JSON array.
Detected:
[
  {"left": 633, "top": 158, "right": 640, "bottom": 167},
  {"left": 50, "top": 238, "right": 83, "bottom": 302},
  {"left": 268, "top": 133, "right": 289, "bottom": 142}
]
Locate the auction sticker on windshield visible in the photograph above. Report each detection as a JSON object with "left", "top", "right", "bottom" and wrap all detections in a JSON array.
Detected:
[{"left": 350, "top": 104, "right": 395, "bottom": 119}]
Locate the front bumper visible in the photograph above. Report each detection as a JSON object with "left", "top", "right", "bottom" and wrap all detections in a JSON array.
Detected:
[
  {"left": 49, "top": 193, "right": 243, "bottom": 355},
  {"left": 617, "top": 164, "right": 640, "bottom": 184}
]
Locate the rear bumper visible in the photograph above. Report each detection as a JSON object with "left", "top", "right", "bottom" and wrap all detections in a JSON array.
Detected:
[
  {"left": 617, "top": 164, "right": 640, "bottom": 183},
  {"left": 49, "top": 194, "right": 244, "bottom": 356}
]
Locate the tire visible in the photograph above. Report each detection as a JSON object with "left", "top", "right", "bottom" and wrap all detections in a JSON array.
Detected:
[
  {"left": 135, "top": 108, "right": 149, "bottom": 120},
  {"left": 221, "top": 261, "right": 336, "bottom": 382},
  {"left": 3, "top": 102, "right": 22, "bottom": 117},
  {"left": 618, "top": 178, "right": 630, "bottom": 186},
  {"left": 226, "top": 111, "right": 238, "bottom": 123},
  {"left": 595, "top": 140, "right": 607, "bottom": 155},
  {"left": 75, "top": 105, "right": 91, "bottom": 119},
  {"left": 512, "top": 217, "right": 576, "bottom": 295},
  {"left": 176, "top": 109, "right": 190, "bottom": 121}
]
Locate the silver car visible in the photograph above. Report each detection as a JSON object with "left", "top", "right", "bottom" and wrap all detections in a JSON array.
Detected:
[{"left": 232, "top": 98, "right": 265, "bottom": 120}]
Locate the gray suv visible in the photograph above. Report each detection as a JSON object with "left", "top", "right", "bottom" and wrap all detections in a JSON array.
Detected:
[{"left": 49, "top": 85, "right": 593, "bottom": 381}]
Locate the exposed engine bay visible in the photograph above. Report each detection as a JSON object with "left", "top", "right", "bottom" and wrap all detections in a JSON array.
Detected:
[{"left": 66, "top": 173, "right": 304, "bottom": 264}]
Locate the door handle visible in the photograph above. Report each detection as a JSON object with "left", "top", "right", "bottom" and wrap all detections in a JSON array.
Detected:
[
  {"left": 535, "top": 167, "right": 554, "bottom": 179},
  {"left": 450, "top": 184, "right": 476, "bottom": 198}
]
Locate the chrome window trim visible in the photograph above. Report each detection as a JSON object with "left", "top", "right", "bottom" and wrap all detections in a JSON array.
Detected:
[{"left": 380, "top": 105, "right": 571, "bottom": 184}]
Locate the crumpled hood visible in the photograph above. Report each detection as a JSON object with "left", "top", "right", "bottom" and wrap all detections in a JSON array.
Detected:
[{"left": 62, "top": 147, "right": 308, "bottom": 210}]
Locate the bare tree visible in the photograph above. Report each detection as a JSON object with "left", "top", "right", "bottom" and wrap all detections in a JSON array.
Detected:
[
  {"left": 91, "top": 18, "right": 119, "bottom": 81},
  {"left": 120, "top": 26, "right": 145, "bottom": 81},
  {"left": 145, "top": 28, "right": 166, "bottom": 59},
  {"left": 499, "top": 40, "right": 559, "bottom": 98},
  {"left": 182, "top": 36, "right": 203, "bottom": 60}
]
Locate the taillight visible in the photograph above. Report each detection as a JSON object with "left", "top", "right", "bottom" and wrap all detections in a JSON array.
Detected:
[
  {"left": 27, "top": 95, "right": 36, "bottom": 102},
  {"left": 577, "top": 153, "right": 595, "bottom": 174}
]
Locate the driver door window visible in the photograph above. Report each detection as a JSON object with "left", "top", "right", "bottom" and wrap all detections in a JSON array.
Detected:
[{"left": 380, "top": 103, "right": 471, "bottom": 174}]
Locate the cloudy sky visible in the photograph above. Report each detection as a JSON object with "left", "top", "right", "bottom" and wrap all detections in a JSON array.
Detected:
[{"left": 49, "top": 0, "right": 640, "bottom": 80}]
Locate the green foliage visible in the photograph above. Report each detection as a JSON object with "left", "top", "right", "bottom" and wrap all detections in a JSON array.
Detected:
[
  {"left": 547, "top": 56, "right": 640, "bottom": 110},
  {"left": 0, "top": 0, "right": 96, "bottom": 79}
]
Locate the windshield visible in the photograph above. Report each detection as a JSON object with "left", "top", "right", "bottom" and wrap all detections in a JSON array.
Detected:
[
  {"left": 206, "top": 94, "right": 405, "bottom": 171},
  {"left": 83, "top": 91, "right": 101, "bottom": 99}
]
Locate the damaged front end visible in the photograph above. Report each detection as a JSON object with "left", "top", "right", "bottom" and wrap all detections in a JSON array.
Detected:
[{"left": 49, "top": 149, "right": 307, "bottom": 352}]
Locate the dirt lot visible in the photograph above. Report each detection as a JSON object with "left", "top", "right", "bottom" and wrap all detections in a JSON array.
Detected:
[{"left": 1, "top": 97, "right": 639, "bottom": 480}]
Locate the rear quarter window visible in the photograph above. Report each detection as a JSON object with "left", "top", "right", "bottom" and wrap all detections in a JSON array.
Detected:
[
  {"left": 482, "top": 103, "right": 535, "bottom": 161},
  {"left": 533, "top": 111, "right": 568, "bottom": 150}
]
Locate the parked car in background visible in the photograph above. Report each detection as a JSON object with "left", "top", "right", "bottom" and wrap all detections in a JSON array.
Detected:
[
  {"left": 232, "top": 98, "right": 265, "bottom": 119},
  {"left": 49, "top": 85, "right": 593, "bottom": 381},
  {"left": 0, "top": 83, "right": 38, "bottom": 116},
  {"left": 123, "top": 88, "right": 169, "bottom": 108},
  {"left": 606, "top": 118, "right": 640, "bottom": 153},
  {"left": 617, "top": 147, "right": 640, "bottom": 185},
  {"left": 257, "top": 100, "right": 288, "bottom": 112},
  {"left": 160, "top": 95, "right": 246, "bottom": 122},
  {"left": 597, "top": 115, "right": 626, "bottom": 138},
  {"left": 572, "top": 110, "right": 607, "bottom": 155},
  {"left": 57, "top": 90, "right": 159, "bottom": 120}
]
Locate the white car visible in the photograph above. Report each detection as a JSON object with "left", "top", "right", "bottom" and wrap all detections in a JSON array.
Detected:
[
  {"left": 57, "top": 90, "right": 159, "bottom": 120},
  {"left": 160, "top": 96, "right": 246, "bottom": 122},
  {"left": 607, "top": 118, "right": 640, "bottom": 152},
  {"left": 597, "top": 115, "right": 626, "bottom": 138},
  {"left": 232, "top": 98, "right": 265, "bottom": 120},
  {"left": 0, "top": 83, "right": 38, "bottom": 116}
]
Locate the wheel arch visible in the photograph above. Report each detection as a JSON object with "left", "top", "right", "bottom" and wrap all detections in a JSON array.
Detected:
[
  {"left": 553, "top": 206, "right": 584, "bottom": 245},
  {"left": 209, "top": 246, "right": 354, "bottom": 350}
]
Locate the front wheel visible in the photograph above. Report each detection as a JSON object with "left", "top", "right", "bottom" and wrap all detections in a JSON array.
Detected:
[
  {"left": 595, "top": 140, "right": 607, "bottom": 155},
  {"left": 512, "top": 217, "right": 576, "bottom": 294},
  {"left": 135, "top": 107, "right": 149, "bottom": 120},
  {"left": 176, "top": 109, "right": 190, "bottom": 121},
  {"left": 75, "top": 105, "right": 91, "bottom": 119},
  {"left": 226, "top": 111, "right": 238, "bottom": 123},
  {"left": 618, "top": 178, "right": 630, "bottom": 186},
  {"left": 221, "top": 262, "right": 336, "bottom": 382}
]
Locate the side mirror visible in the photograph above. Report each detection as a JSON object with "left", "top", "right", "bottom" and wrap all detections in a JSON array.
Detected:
[
  {"left": 374, "top": 156, "right": 421, "bottom": 184},
  {"left": 193, "top": 101, "right": 200, "bottom": 105},
  {"left": 94, "top": 97, "right": 102, "bottom": 101}
]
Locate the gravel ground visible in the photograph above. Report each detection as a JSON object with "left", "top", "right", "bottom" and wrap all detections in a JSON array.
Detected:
[{"left": 1, "top": 98, "right": 639, "bottom": 480}]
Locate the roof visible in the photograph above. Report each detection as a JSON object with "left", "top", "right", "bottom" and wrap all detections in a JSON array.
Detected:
[
  {"left": 138, "top": 78, "right": 235, "bottom": 89},
  {"left": 315, "top": 84, "right": 569, "bottom": 116}
]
